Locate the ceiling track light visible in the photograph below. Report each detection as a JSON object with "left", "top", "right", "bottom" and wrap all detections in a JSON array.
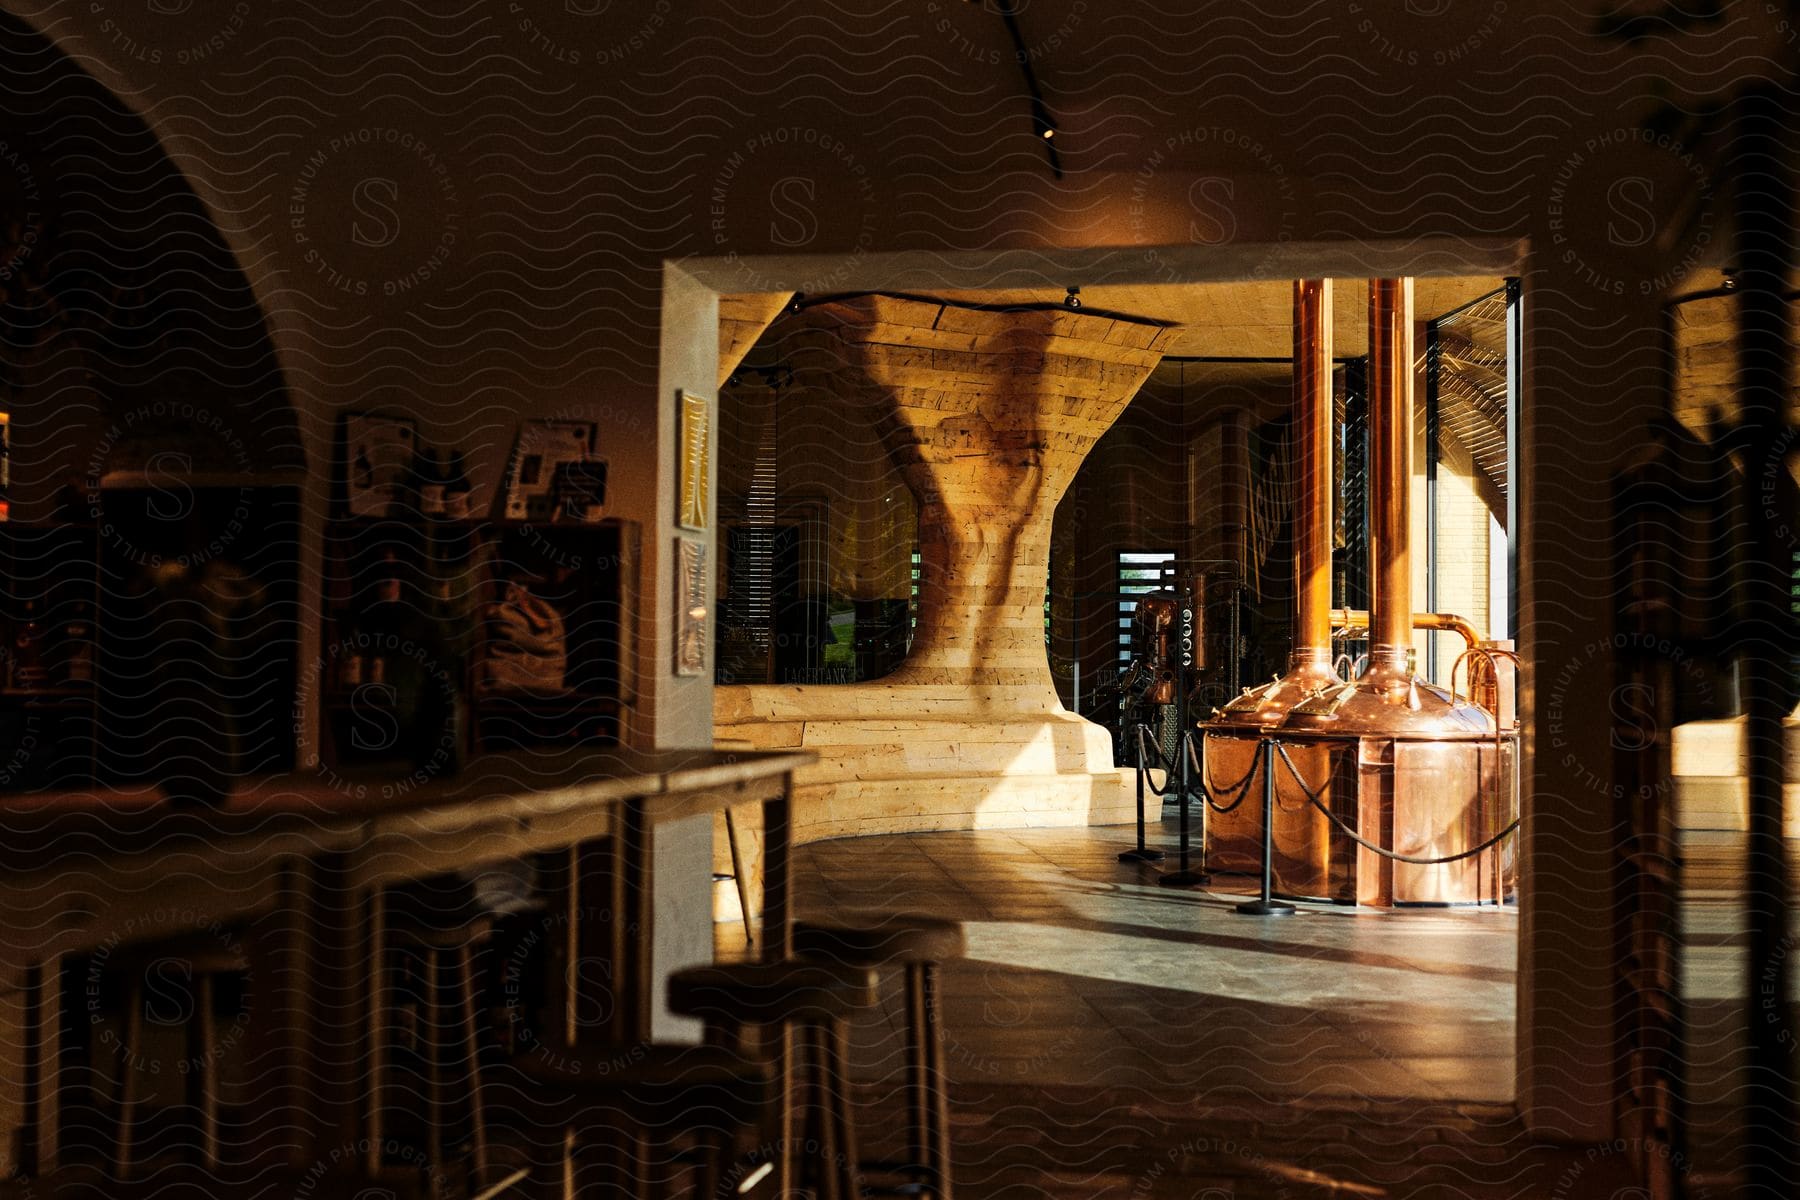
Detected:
[
  {"left": 993, "top": 0, "right": 1062, "bottom": 178},
  {"left": 1064, "top": 286, "right": 1081, "bottom": 309}
]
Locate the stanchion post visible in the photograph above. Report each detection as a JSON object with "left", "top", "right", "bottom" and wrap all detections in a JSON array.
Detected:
[
  {"left": 1196, "top": 733, "right": 1209, "bottom": 875},
  {"left": 1160, "top": 581, "right": 1207, "bottom": 888},
  {"left": 1119, "top": 725, "right": 1165, "bottom": 863},
  {"left": 1236, "top": 738, "right": 1295, "bottom": 915},
  {"left": 1159, "top": 732, "right": 1209, "bottom": 888}
]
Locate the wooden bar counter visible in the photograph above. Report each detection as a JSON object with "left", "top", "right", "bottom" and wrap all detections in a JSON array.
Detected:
[{"left": 0, "top": 746, "right": 813, "bottom": 1179}]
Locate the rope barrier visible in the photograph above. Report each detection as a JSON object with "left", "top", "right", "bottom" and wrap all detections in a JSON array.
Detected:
[
  {"left": 1270, "top": 741, "right": 1520, "bottom": 867},
  {"left": 1128, "top": 725, "right": 1261, "bottom": 815},
  {"left": 1132, "top": 725, "right": 1177, "bottom": 797},
  {"left": 1189, "top": 733, "right": 1255, "bottom": 815}
]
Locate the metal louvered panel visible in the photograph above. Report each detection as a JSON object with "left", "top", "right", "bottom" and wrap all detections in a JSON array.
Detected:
[{"left": 1436, "top": 293, "right": 1512, "bottom": 512}]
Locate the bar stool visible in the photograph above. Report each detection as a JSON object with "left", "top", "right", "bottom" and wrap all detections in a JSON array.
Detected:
[
  {"left": 92, "top": 932, "right": 249, "bottom": 1178},
  {"left": 793, "top": 916, "right": 964, "bottom": 1200},
  {"left": 668, "top": 960, "right": 879, "bottom": 1200},
  {"left": 503, "top": 1042, "right": 777, "bottom": 1198},
  {"left": 379, "top": 878, "right": 538, "bottom": 1199}
]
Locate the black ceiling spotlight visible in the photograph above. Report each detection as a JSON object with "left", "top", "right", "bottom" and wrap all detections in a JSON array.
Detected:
[
  {"left": 789, "top": 292, "right": 805, "bottom": 312},
  {"left": 1064, "top": 286, "right": 1081, "bottom": 309}
]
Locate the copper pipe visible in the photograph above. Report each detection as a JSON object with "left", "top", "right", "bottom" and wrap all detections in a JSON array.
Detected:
[
  {"left": 1203, "top": 280, "right": 1340, "bottom": 730},
  {"left": 1366, "top": 277, "right": 1415, "bottom": 671},
  {"left": 1293, "top": 279, "right": 1334, "bottom": 667},
  {"left": 1330, "top": 609, "right": 1481, "bottom": 656}
]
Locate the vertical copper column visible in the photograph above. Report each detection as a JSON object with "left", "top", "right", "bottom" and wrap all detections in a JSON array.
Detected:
[
  {"left": 1203, "top": 281, "right": 1342, "bottom": 893},
  {"left": 1292, "top": 279, "right": 1335, "bottom": 672},
  {"left": 1207, "top": 279, "right": 1340, "bottom": 730},
  {"left": 1365, "top": 277, "right": 1415, "bottom": 694},
  {"left": 1290, "top": 275, "right": 1493, "bottom": 734}
]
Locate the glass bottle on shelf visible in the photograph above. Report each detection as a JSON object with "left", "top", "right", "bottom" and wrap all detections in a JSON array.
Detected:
[
  {"left": 368, "top": 548, "right": 404, "bottom": 684},
  {"left": 359, "top": 544, "right": 462, "bottom": 775},
  {"left": 61, "top": 599, "right": 95, "bottom": 686}
]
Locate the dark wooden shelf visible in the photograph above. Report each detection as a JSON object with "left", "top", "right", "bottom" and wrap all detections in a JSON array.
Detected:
[
  {"left": 318, "top": 515, "right": 636, "bottom": 768},
  {"left": 98, "top": 470, "right": 304, "bottom": 491}
]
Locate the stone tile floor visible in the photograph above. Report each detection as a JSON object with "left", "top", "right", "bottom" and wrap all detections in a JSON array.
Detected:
[
  {"left": 800, "top": 823, "right": 1517, "bottom": 1103},
  {"left": 714, "top": 819, "right": 1797, "bottom": 1196},
  {"left": 721, "top": 818, "right": 1564, "bottom": 1198}
]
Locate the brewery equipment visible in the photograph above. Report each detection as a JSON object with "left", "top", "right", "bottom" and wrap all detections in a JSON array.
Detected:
[{"left": 1202, "top": 278, "right": 1519, "bottom": 907}]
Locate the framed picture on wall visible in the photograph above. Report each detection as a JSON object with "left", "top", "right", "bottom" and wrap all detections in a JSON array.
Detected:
[
  {"left": 501, "top": 419, "right": 596, "bottom": 522},
  {"left": 339, "top": 411, "right": 418, "bottom": 517},
  {"left": 677, "top": 390, "right": 709, "bottom": 531},
  {"left": 674, "top": 536, "right": 707, "bottom": 676}
]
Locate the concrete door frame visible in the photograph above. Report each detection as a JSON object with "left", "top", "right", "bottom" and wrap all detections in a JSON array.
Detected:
[{"left": 661, "top": 235, "right": 1605, "bottom": 1138}]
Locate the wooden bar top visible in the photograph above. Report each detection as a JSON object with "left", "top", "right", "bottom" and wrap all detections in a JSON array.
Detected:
[
  {"left": 0, "top": 746, "right": 815, "bottom": 878},
  {"left": 0, "top": 747, "right": 813, "bottom": 991}
]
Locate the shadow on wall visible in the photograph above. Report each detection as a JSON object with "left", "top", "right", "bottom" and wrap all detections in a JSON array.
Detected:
[{"left": 715, "top": 294, "right": 1175, "bottom": 841}]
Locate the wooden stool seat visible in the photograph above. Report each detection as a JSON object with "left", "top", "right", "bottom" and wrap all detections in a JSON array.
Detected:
[
  {"left": 792, "top": 916, "right": 966, "bottom": 968},
  {"left": 668, "top": 961, "right": 877, "bottom": 1027}
]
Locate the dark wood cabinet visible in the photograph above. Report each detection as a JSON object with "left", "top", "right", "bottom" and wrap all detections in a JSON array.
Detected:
[{"left": 317, "top": 515, "right": 635, "bottom": 773}]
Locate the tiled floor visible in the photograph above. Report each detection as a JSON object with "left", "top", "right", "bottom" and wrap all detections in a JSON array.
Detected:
[
  {"left": 714, "top": 818, "right": 1800, "bottom": 1196},
  {"left": 793, "top": 821, "right": 1518, "bottom": 1103},
  {"left": 725, "top": 817, "right": 1548, "bottom": 1198}
]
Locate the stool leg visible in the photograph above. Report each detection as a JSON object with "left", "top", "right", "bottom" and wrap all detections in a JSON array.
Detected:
[
  {"left": 695, "top": 1125, "right": 727, "bottom": 1200},
  {"left": 369, "top": 937, "right": 392, "bottom": 1179},
  {"left": 824, "top": 1016, "right": 863, "bottom": 1200},
  {"left": 903, "top": 964, "right": 929, "bottom": 1188},
  {"left": 560, "top": 1126, "right": 578, "bottom": 1200},
  {"left": 195, "top": 974, "right": 221, "bottom": 1169},
  {"left": 457, "top": 942, "right": 490, "bottom": 1182},
  {"left": 426, "top": 947, "right": 447, "bottom": 1198},
  {"left": 589, "top": 1121, "right": 644, "bottom": 1200},
  {"left": 921, "top": 963, "right": 951, "bottom": 1200},
  {"left": 631, "top": 1125, "right": 658, "bottom": 1200},
  {"left": 772, "top": 1024, "right": 796, "bottom": 1200},
  {"left": 116, "top": 978, "right": 144, "bottom": 1179},
  {"left": 801, "top": 1023, "right": 842, "bottom": 1200},
  {"left": 724, "top": 809, "right": 755, "bottom": 949}
]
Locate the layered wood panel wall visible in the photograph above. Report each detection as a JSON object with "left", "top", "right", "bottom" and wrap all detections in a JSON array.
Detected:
[{"left": 715, "top": 295, "right": 1174, "bottom": 843}]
